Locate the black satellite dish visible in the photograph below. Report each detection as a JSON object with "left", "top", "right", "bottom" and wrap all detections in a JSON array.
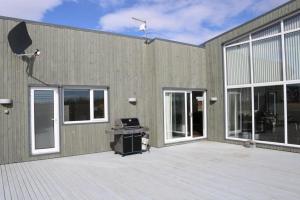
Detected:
[{"left": 8, "top": 21, "right": 32, "bottom": 54}]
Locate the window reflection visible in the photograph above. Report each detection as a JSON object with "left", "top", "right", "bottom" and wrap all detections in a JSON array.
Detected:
[
  {"left": 64, "top": 89, "right": 90, "bottom": 121},
  {"left": 254, "top": 86, "right": 284, "bottom": 143},
  {"left": 287, "top": 85, "right": 300, "bottom": 145},
  {"left": 227, "top": 88, "right": 252, "bottom": 139},
  {"left": 94, "top": 90, "right": 105, "bottom": 119}
]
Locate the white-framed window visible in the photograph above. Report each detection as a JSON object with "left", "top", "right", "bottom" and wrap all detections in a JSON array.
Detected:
[
  {"left": 224, "top": 12, "right": 300, "bottom": 147},
  {"left": 63, "top": 88, "right": 108, "bottom": 124}
]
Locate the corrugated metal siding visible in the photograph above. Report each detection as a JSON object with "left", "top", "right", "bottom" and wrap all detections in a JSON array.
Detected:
[
  {"left": 226, "top": 44, "right": 251, "bottom": 85},
  {"left": 252, "top": 23, "right": 281, "bottom": 39},
  {"left": 253, "top": 36, "right": 282, "bottom": 83},
  {"left": 284, "top": 13, "right": 300, "bottom": 31},
  {"left": 285, "top": 30, "right": 300, "bottom": 80}
]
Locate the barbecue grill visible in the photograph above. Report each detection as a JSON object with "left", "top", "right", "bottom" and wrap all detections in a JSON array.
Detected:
[{"left": 106, "top": 118, "right": 149, "bottom": 156}]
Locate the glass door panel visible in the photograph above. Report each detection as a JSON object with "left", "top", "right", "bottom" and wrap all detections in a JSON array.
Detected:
[
  {"left": 31, "top": 88, "right": 60, "bottom": 155},
  {"left": 192, "top": 91, "right": 204, "bottom": 138},
  {"left": 165, "top": 92, "right": 187, "bottom": 140},
  {"left": 228, "top": 92, "right": 242, "bottom": 136},
  {"left": 34, "top": 90, "right": 55, "bottom": 149}
]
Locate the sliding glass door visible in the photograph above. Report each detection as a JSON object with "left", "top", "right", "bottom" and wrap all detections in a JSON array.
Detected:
[
  {"left": 164, "top": 92, "right": 187, "bottom": 140},
  {"left": 164, "top": 90, "right": 206, "bottom": 143}
]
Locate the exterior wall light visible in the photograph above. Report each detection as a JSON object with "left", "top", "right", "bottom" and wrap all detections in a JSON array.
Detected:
[
  {"left": 0, "top": 99, "right": 13, "bottom": 105},
  {"left": 210, "top": 97, "right": 218, "bottom": 102},
  {"left": 128, "top": 98, "right": 137, "bottom": 104}
]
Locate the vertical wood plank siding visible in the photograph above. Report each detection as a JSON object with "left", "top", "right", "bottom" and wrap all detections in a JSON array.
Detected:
[
  {"left": 0, "top": 18, "right": 206, "bottom": 164},
  {"left": 1, "top": 1, "right": 300, "bottom": 164},
  {"left": 153, "top": 40, "right": 207, "bottom": 147},
  {"left": 0, "top": 20, "right": 153, "bottom": 164}
]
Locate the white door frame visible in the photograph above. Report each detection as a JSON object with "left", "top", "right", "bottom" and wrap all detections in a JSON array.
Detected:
[
  {"left": 30, "top": 87, "right": 60, "bottom": 155},
  {"left": 164, "top": 90, "right": 207, "bottom": 144}
]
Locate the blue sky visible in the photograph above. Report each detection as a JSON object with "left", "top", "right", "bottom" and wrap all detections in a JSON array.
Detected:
[{"left": 0, "top": 0, "right": 289, "bottom": 44}]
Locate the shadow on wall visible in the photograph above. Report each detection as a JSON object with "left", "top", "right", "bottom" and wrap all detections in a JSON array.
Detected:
[{"left": 7, "top": 21, "right": 49, "bottom": 86}]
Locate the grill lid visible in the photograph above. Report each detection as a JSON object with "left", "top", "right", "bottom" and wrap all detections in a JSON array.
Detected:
[{"left": 115, "top": 118, "right": 140, "bottom": 129}]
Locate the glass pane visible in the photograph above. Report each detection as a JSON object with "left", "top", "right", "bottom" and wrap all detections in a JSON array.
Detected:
[
  {"left": 227, "top": 88, "right": 252, "bottom": 139},
  {"left": 254, "top": 86, "right": 284, "bottom": 143},
  {"left": 287, "top": 85, "right": 300, "bottom": 145},
  {"left": 192, "top": 91, "right": 204, "bottom": 138},
  {"left": 94, "top": 90, "right": 105, "bottom": 119},
  {"left": 227, "top": 36, "right": 249, "bottom": 46},
  {"left": 252, "top": 23, "right": 280, "bottom": 39},
  {"left": 64, "top": 89, "right": 90, "bottom": 121},
  {"left": 165, "top": 92, "right": 186, "bottom": 140},
  {"left": 34, "top": 90, "right": 55, "bottom": 149},
  {"left": 187, "top": 93, "right": 191, "bottom": 137},
  {"left": 285, "top": 31, "right": 300, "bottom": 80},
  {"left": 284, "top": 13, "right": 300, "bottom": 31},
  {"left": 253, "top": 36, "right": 282, "bottom": 83},
  {"left": 226, "top": 43, "right": 251, "bottom": 85}
]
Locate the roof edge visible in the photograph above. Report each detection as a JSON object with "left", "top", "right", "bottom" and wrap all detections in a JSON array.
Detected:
[
  {"left": 0, "top": 15, "right": 146, "bottom": 41},
  {"left": 149, "top": 38, "right": 204, "bottom": 48},
  {"left": 200, "top": 0, "right": 295, "bottom": 46}
]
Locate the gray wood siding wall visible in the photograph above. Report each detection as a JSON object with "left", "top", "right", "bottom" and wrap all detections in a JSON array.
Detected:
[
  {"left": 0, "top": 18, "right": 205, "bottom": 164},
  {"left": 152, "top": 40, "right": 206, "bottom": 147},
  {"left": 205, "top": 0, "right": 300, "bottom": 153},
  {"left": 0, "top": 19, "right": 158, "bottom": 164}
]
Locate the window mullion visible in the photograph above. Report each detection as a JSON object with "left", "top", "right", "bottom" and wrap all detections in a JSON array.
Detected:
[
  {"left": 223, "top": 46, "right": 229, "bottom": 139},
  {"left": 104, "top": 90, "right": 108, "bottom": 121},
  {"left": 90, "top": 89, "right": 94, "bottom": 121},
  {"left": 249, "top": 34, "right": 255, "bottom": 141},
  {"left": 281, "top": 20, "right": 288, "bottom": 144}
]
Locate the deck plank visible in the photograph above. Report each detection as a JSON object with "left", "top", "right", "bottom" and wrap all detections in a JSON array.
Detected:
[
  {"left": 23, "top": 162, "right": 51, "bottom": 200},
  {"left": 1, "top": 142, "right": 300, "bottom": 200},
  {"left": 10, "top": 164, "right": 32, "bottom": 200},
  {"left": 4, "top": 165, "right": 20, "bottom": 200},
  {"left": 0, "top": 165, "right": 5, "bottom": 200},
  {"left": 0, "top": 165, "right": 11, "bottom": 200}
]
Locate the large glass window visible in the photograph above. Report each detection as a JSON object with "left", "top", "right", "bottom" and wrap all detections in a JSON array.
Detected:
[
  {"left": 224, "top": 12, "right": 300, "bottom": 147},
  {"left": 284, "top": 13, "right": 300, "bottom": 31},
  {"left": 287, "top": 85, "right": 300, "bottom": 145},
  {"left": 252, "top": 36, "right": 282, "bottom": 83},
  {"left": 227, "top": 88, "right": 252, "bottom": 139},
  {"left": 64, "top": 88, "right": 108, "bottom": 123},
  {"left": 254, "top": 86, "right": 284, "bottom": 143},
  {"left": 226, "top": 44, "right": 251, "bottom": 85},
  {"left": 285, "top": 31, "right": 300, "bottom": 80},
  {"left": 252, "top": 23, "right": 281, "bottom": 39}
]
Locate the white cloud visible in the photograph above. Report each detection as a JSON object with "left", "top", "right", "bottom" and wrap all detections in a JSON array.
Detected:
[
  {"left": 250, "top": 0, "right": 289, "bottom": 14},
  {"left": 0, "top": 0, "right": 65, "bottom": 21},
  {"left": 99, "top": 0, "right": 125, "bottom": 8},
  {"left": 99, "top": 0, "right": 289, "bottom": 44}
]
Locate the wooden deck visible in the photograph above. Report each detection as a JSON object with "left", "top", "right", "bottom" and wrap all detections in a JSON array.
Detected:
[{"left": 1, "top": 141, "right": 300, "bottom": 200}]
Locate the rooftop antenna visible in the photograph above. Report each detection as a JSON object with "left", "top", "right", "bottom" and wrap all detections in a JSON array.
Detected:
[{"left": 132, "top": 17, "right": 149, "bottom": 44}]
